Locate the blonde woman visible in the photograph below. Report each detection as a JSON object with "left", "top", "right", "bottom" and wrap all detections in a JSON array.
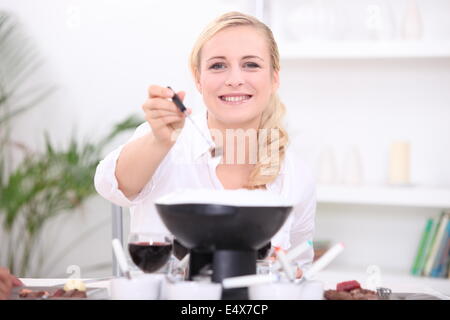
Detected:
[{"left": 95, "top": 12, "right": 316, "bottom": 276}]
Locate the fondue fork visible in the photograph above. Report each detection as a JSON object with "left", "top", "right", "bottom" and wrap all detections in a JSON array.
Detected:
[
  {"left": 167, "top": 86, "right": 222, "bottom": 158},
  {"left": 272, "top": 240, "right": 313, "bottom": 271},
  {"left": 223, "top": 240, "right": 313, "bottom": 288},
  {"left": 274, "top": 247, "right": 295, "bottom": 281},
  {"left": 296, "top": 242, "right": 345, "bottom": 284},
  {"left": 223, "top": 242, "right": 344, "bottom": 288}
]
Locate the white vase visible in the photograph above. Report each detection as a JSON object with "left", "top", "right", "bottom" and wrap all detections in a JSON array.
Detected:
[
  {"left": 285, "top": 0, "right": 338, "bottom": 42},
  {"left": 317, "top": 146, "right": 338, "bottom": 185},
  {"left": 341, "top": 146, "right": 363, "bottom": 186},
  {"left": 363, "top": 0, "right": 396, "bottom": 41}
]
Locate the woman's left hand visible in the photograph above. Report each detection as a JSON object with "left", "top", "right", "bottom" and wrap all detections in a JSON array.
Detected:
[
  {"left": 11, "top": 274, "right": 23, "bottom": 287},
  {"left": 268, "top": 248, "right": 303, "bottom": 279},
  {"left": 296, "top": 268, "right": 303, "bottom": 279},
  {"left": 265, "top": 255, "right": 303, "bottom": 279},
  {"left": 0, "top": 268, "right": 22, "bottom": 300}
]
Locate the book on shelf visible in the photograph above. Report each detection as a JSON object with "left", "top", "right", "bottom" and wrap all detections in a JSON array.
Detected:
[
  {"left": 411, "top": 218, "right": 434, "bottom": 276},
  {"left": 415, "top": 215, "right": 439, "bottom": 276},
  {"left": 430, "top": 221, "right": 450, "bottom": 278},
  {"left": 423, "top": 211, "right": 450, "bottom": 277}
]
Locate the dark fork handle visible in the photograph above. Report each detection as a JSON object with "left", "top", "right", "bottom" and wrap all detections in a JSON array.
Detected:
[{"left": 167, "top": 86, "right": 186, "bottom": 112}]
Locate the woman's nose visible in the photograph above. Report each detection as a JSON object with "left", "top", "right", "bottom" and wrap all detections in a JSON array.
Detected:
[{"left": 225, "top": 68, "right": 245, "bottom": 87}]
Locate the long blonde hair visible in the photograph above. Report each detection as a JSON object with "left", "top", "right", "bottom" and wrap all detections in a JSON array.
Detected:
[{"left": 189, "top": 11, "right": 288, "bottom": 189}]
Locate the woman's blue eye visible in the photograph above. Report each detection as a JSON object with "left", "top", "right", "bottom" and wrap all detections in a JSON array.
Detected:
[
  {"left": 209, "top": 63, "right": 225, "bottom": 70},
  {"left": 208, "top": 62, "right": 260, "bottom": 70},
  {"left": 245, "top": 62, "right": 260, "bottom": 68}
]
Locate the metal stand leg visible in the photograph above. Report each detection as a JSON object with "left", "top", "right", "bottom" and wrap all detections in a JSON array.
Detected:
[{"left": 112, "top": 204, "right": 123, "bottom": 277}]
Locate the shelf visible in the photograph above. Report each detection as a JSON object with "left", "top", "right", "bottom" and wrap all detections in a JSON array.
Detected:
[
  {"left": 279, "top": 41, "right": 450, "bottom": 60},
  {"left": 317, "top": 185, "right": 450, "bottom": 208}
]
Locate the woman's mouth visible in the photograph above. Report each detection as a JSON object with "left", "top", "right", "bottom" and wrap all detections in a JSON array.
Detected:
[{"left": 218, "top": 95, "right": 252, "bottom": 105}]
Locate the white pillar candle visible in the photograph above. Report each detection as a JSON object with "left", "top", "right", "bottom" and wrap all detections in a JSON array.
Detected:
[{"left": 388, "top": 141, "right": 411, "bottom": 185}]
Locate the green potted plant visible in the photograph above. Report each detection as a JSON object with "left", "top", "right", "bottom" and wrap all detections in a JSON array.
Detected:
[{"left": 0, "top": 10, "right": 142, "bottom": 276}]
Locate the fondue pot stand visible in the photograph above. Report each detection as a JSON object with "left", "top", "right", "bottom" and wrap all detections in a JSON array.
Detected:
[{"left": 155, "top": 202, "right": 292, "bottom": 300}]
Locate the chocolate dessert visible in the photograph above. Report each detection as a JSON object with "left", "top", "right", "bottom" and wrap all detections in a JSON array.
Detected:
[
  {"left": 19, "top": 289, "right": 48, "bottom": 298},
  {"left": 324, "top": 280, "right": 379, "bottom": 300},
  {"left": 18, "top": 288, "right": 87, "bottom": 299}
]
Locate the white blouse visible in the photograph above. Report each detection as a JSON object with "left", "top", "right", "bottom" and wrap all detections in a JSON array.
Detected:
[{"left": 94, "top": 109, "right": 316, "bottom": 269}]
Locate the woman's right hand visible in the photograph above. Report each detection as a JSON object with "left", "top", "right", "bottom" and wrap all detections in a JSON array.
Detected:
[{"left": 142, "top": 85, "right": 191, "bottom": 146}]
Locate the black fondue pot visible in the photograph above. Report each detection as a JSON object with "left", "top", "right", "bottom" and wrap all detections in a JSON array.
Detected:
[{"left": 155, "top": 200, "right": 292, "bottom": 300}]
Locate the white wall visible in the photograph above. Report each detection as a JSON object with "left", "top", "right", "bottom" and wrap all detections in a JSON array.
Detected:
[
  {"left": 1, "top": 0, "right": 449, "bottom": 277},
  {"left": 1, "top": 0, "right": 255, "bottom": 277},
  {"left": 3, "top": 0, "right": 254, "bottom": 149},
  {"left": 282, "top": 58, "right": 450, "bottom": 187}
]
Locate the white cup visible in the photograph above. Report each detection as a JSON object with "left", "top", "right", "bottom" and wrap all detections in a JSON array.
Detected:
[
  {"left": 165, "top": 281, "right": 222, "bottom": 300},
  {"left": 299, "top": 280, "right": 324, "bottom": 300},
  {"left": 341, "top": 146, "right": 363, "bottom": 185},
  {"left": 248, "top": 282, "right": 302, "bottom": 300},
  {"left": 110, "top": 274, "right": 164, "bottom": 300}
]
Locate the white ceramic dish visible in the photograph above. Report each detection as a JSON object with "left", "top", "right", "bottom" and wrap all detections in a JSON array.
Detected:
[
  {"left": 248, "top": 282, "right": 302, "bottom": 300},
  {"left": 164, "top": 281, "right": 222, "bottom": 300},
  {"left": 110, "top": 273, "right": 164, "bottom": 300}
]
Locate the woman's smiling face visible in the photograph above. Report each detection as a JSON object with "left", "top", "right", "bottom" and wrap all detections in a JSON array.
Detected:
[{"left": 195, "top": 25, "right": 279, "bottom": 127}]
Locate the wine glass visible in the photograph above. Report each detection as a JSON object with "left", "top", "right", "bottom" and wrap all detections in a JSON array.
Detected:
[
  {"left": 127, "top": 232, "right": 173, "bottom": 274},
  {"left": 167, "top": 238, "right": 190, "bottom": 282},
  {"left": 256, "top": 241, "right": 275, "bottom": 275}
]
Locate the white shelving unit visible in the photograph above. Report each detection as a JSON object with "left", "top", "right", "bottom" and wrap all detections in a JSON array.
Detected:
[
  {"left": 317, "top": 185, "right": 450, "bottom": 209},
  {"left": 259, "top": 0, "right": 450, "bottom": 289},
  {"left": 279, "top": 41, "right": 450, "bottom": 60}
]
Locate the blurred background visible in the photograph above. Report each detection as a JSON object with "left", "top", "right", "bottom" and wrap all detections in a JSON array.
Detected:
[{"left": 0, "top": 0, "right": 449, "bottom": 291}]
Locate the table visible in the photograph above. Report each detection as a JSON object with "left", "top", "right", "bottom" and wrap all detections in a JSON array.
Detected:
[{"left": 19, "top": 268, "right": 450, "bottom": 300}]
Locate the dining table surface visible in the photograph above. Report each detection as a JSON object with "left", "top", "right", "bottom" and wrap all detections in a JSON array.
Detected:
[{"left": 18, "top": 268, "right": 450, "bottom": 300}]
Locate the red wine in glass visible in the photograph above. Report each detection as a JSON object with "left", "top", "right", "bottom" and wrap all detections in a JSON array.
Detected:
[{"left": 128, "top": 241, "right": 173, "bottom": 273}]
